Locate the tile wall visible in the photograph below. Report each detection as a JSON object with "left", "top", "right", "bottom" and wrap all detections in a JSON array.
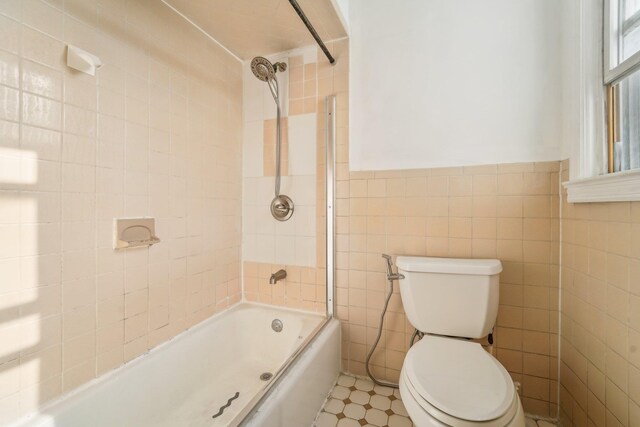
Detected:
[
  {"left": 334, "top": 161, "right": 562, "bottom": 417},
  {"left": 242, "top": 48, "right": 317, "bottom": 268},
  {"left": 0, "top": 0, "right": 242, "bottom": 423},
  {"left": 8, "top": 2, "right": 638, "bottom": 424},
  {"left": 559, "top": 160, "right": 640, "bottom": 426},
  {"left": 238, "top": 37, "right": 562, "bottom": 419},
  {"left": 242, "top": 40, "right": 349, "bottom": 313}
]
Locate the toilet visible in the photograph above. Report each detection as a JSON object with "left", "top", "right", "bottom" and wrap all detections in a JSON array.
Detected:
[{"left": 395, "top": 256, "right": 525, "bottom": 427}]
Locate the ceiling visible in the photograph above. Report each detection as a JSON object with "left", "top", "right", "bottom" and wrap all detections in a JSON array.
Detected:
[{"left": 164, "top": 0, "right": 348, "bottom": 61}]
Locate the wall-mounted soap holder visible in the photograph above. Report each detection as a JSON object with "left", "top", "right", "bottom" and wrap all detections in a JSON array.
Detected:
[
  {"left": 114, "top": 218, "right": 160, "bottom": 249},
  {"left": 66, "top": 45, "right": 102, "bottom": 76}
]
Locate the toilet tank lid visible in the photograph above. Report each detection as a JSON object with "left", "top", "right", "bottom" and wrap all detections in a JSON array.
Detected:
[{"left": 396, "top": 256, "right": 502, "bottom": 275}]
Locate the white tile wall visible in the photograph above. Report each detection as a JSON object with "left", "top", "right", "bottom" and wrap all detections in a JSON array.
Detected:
[
  {"left": 242, "top": 121, "right": 263, "bottom": 178},
  {"left": 288, "top": 113, "right": 316, "bottom": 176}
]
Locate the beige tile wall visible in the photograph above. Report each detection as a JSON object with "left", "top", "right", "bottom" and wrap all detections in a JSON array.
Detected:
[
  {"left": 0, "top": 0, "right": 242, "bottom": 423},
  {"left": 243, "top": 261, "right": 325, "bottom": 313},
  {"left": 334, "top": 161, "right": 562, "bottom": 417},
  {"left": 559, "top": 160, "right": 640, "bottom": 426}
]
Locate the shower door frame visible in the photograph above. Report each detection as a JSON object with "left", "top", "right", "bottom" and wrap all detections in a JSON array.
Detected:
[
  {"left": 238, "top": 95, "right": 339, "bottom": 425},
  {"left": 325, "top": 94, "right": 337, "bottom": 318}
]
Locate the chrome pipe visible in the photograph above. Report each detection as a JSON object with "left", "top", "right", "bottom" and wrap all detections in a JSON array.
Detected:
[
  {"left": 287, "top": 0, "right": 336, "bottom": 64},
  {"left": 326, "top": 95, "right": 337, "bottom": 317}
]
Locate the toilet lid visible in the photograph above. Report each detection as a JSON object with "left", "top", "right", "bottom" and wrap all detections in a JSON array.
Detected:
[{"left": 405, "top": 336, "right": 514, "bottom": 422}]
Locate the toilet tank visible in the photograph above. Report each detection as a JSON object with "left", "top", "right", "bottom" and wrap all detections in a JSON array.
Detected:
[{"left": 396, "top": 256, "right": 502, "bottom": 339}]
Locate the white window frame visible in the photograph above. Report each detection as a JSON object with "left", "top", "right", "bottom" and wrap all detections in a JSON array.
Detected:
[
  {"left": 605, "top": 0, "right": 640, "bottom": 84},
  {"left": 564, "top": 0, "right": 640, "bottom": 203}
]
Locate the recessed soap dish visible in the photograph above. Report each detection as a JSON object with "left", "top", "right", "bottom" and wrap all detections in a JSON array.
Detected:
[{"left": 114, "top": 218, "right": 160, "bottom": 249}]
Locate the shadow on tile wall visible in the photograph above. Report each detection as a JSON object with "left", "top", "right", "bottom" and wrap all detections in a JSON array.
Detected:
[
  {"left": 0, "top": 1, "right": 242, "bottom": 424},
  {"left": 559, "top": 160, "right": 640, "bottom": 426}
]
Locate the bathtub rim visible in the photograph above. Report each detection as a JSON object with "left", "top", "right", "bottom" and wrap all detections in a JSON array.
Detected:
[
  {"left": 236, "top": 315, "right": 333, "bottom": 426},
  {"left": 8, "top": 301, "right": 327, "bottom": 427}
]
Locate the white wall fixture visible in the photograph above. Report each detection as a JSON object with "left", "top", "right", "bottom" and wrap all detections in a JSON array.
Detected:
[
  {"left": 66, "top": 45, "right": 102, "bottom": 76},
  {"left": 114, "top": 218, "right": 160, "bottom": 249}
]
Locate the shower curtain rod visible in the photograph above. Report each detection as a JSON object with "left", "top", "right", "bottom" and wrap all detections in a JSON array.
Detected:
[{"left": 288, "top": 0, "right": 336, "bottom": 64}]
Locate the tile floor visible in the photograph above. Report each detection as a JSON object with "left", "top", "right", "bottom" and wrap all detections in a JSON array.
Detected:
[
  {"left": 525, "top": 418, "right": 557, "bottom": 427},
  {"left": 315, "top": 374, "right": 558, "bottom": 427},
  {"left": 314, "top": 375, "right": 412, "bottom": 427}
]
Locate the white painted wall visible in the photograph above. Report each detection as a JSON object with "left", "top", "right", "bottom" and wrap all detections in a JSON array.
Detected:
[
  {"left": 560, "top": 0, "right": 607, "bottom": 180},
  {"left": 349, "top": 0, "right": 564, "bottom": 171}
]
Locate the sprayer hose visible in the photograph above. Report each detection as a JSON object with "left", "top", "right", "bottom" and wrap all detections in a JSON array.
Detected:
[{"left": 365, "top": 280, "right": 399, "bottom": 389}]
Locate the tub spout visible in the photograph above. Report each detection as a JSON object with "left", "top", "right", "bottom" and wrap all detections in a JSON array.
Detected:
[{"left": 269, "top": 269, "right": 287, "bottom": 284}]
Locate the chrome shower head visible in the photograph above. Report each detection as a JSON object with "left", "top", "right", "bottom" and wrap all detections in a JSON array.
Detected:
[
  {"left": 251, "top": 56, "right": 275, "bottom": 82},
  {"left": 250, "top": 56, "right": 286, "bottom": 82}
]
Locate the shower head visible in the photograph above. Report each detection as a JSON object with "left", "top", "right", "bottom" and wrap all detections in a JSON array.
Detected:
[
  {"left": 250, "top": 56, "right": 287, "bottom": 82},
  {"left": 251, "top": 57, "right": 274, "bottom": 82}
]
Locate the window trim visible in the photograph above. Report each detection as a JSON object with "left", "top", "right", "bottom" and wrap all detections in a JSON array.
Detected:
[
  {"left": 605, "top": 0, "right": 640, "bottom": 84},
  {"left": 563, "top": 168, "right": 640, "bottom": 202},
  {"left": 563, "top": 0, "right": 640, "bottom": 203}
]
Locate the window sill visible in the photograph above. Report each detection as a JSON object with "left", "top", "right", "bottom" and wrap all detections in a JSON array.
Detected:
[{"left": 563, "top": 169, "right": 640, "bottom": 203}]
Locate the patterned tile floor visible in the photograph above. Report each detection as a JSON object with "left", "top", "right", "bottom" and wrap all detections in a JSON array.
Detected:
[
  {"left": 315, "top": 374, "right": 558, "bottom": 427},
  {"left": 314, "top": 375, "right": 412, "bottom": 427},
  {"left": 525, "top": 419, "right": 557, "bottom": 427}
]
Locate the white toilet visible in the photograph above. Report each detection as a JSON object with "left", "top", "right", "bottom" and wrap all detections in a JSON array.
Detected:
[{"left": 395, "top": 256, "right": 525, "bottom": 427}]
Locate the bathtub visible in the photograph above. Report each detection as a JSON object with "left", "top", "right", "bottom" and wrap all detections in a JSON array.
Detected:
[{"left": 11, "top": 303, "right": 340, "bottom": 427}]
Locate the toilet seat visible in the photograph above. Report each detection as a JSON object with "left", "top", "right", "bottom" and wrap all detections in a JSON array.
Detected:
[
  {"left": 400, "top": 370, "right": 521, "bottom": 426},
  {"left": 403, "top": 336, "right": 517, "bottom": 425}
]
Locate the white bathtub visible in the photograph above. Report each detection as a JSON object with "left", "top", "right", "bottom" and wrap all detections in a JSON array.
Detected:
[{"left": 11, "top": 303, "right": 340, "bottom": 427}]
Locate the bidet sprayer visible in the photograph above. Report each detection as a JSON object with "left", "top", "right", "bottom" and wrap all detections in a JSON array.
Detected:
[{"left": 381, "top": 254, "right": 404, "bottom": 281}]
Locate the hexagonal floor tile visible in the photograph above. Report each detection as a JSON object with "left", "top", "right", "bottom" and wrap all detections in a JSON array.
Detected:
[
  {"left": 343, "top": 403, "right": 366, "bottom": 420},
  {"left": 337, "top": 375, "right": 357, "bottom": 387},
  {"left": 318, "top": 375, "right": 414, "bottom": 427},
  {"left": 324, "top": 398, "right": 345, "bottom": 415},
  {"left": 373, "top": 384, "right": 394, "bottom": 396},
  {"left": 349, "top": 390, "right": 371, "bottom": 405},
  {"left": 391, "top": 399, "right": 408, "bottom": 416},
  {"left": 364, "top": 408, "right": 388, "bottom": 426},
  {"left": 388, "top": 414, "right": 413, "bottom": 427},
  {"left": 331, "top": 385, "right": 351, "bottom": 400},
  {"left": 315, "top": 412, "right": 339, "bottom": 427},
  {"left": 336, "top": 418, "right": 361, "bottom": 427},
  {"left": 369, "top": 394, "right": 391, "bottom": 411},
  {"left": 354, "top": 379, "right": 374, "bottom": 392}
]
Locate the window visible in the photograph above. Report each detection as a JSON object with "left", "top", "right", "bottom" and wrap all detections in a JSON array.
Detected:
[
  {"left": 606, "top": 0, "right": 640, "bottom": 173},
  {"left": 563, "top": 0, "right": 640, "bottom": 203}
]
